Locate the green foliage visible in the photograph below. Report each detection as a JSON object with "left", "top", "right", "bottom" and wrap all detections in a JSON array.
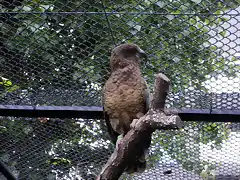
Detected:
[
  {"left": 0, "top": 0, "right": 239, "bottom": 179},
  {"left": 151, "top": 122, "right": 230, "bottom": 178},
  {"left": 1, "top": 0, "right": 239, "bottom": 98},
  {"left": 0, "top": 117, "right": 112, "bottom": 179},
  {"left": 0, "top": 77, "right": 20, "bottom": 97}
]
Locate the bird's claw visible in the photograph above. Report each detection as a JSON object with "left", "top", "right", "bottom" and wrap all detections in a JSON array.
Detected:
[{"left": 130, "top": 118, "right": 139, "bottom": 129}]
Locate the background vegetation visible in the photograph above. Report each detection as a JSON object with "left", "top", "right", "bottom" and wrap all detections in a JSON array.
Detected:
[{"left": 0, "top": 0, "right": 239, "bottom": 179}]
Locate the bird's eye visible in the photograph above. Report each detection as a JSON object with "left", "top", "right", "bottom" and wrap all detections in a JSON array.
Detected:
[{"left": 124, "top": 47, "right": 138, "bottom": 54}]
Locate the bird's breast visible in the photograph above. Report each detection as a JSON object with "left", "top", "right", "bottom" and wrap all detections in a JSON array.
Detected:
[{"left": 104, "top": 79, "right": 145, "bottom": 119}]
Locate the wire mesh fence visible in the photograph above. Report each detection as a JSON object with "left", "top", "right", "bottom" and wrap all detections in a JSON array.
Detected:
[
  {"left": 1, "top": 0, "right": 240, "bottom": 179},
  {"left": 1, "top": 0, "right": 239, "bottom": 109},
  {"left": 0, "top": 117, "right": 239, "bottom": 180}
]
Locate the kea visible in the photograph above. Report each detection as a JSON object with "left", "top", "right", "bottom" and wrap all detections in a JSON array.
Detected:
[{"left": 102, "top": 43, "right": 151, "bottom": 173}]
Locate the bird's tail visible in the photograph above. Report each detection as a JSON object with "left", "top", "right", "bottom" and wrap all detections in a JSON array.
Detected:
[
  {"left": 125, "top": 150, "right": 148, "bottom": 174},
  {"left": 125, "top": 159, "right": 146, "bottom": 174},
  {"left": 125, "top": 133, "right": 151, "bottom": 174}
]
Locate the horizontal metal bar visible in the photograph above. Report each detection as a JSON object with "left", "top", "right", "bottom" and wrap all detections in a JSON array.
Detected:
[
  {"left": 0, "top": 105, "right": 239, "bottom": 122},
  {"left": 0, "top": 11, "right": 239, "bottom": 16},
  {"left": 178, "top": 109, "right": 240, "bottom": 122},
  {"left": 0, "top": 105, "right": 102, "bottom": 119}
]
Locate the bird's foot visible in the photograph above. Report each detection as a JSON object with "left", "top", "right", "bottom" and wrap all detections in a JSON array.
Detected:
[
  {"left": 130, "top": 112, "right": 145, "bottom": 129},
  {"left": 130, "top": 118, "right": 139, "bottom": 129},
  {"left": 136, "top": 112, "right": 144, "bottom": 119}
]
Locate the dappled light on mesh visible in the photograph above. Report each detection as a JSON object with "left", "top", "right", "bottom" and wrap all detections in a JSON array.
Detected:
[
  {"left": 1, "top": 0, "right": 239, "bottom": 109},
  {"left": 0, "top": 0, "right": 240, "bottom": 179},
  {"left": 0, "top": 118, "right": 239, "bottom": 179}
]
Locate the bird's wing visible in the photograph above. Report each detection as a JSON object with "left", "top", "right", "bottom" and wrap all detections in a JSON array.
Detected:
[
  {"left": 101, "top": 86, "right": 119, "bottom": 145},
  {"left": 143, "top": 78, "right": 151, "bottom": 114},
  {"left": 103, "top": 108, "right": 119, "bottom": 145}
]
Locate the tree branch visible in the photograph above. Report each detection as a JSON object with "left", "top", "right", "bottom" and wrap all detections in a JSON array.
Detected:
[
  {"left": 97, "top": 73, "right": 183, "bottom": 180},
  {"left": 151, "top": 73, "right": 170, "bottom": 109}
]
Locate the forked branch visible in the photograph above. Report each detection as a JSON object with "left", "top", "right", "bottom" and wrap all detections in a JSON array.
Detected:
[{"left": 97, "top": 73, "right": 183, "bottom": 180}]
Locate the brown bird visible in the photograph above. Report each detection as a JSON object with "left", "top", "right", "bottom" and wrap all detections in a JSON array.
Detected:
[{"left": 102, "top": 43, "right": 151, "bottom": 173}]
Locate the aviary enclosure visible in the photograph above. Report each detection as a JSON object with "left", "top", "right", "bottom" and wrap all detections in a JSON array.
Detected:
[{"left": 0, "top": 0, "right": 240, "bottom": 179}]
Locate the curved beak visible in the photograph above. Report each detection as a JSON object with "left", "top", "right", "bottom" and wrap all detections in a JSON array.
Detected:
[{"left": 138, "top": 48, "right": 148, "bottom": 60}]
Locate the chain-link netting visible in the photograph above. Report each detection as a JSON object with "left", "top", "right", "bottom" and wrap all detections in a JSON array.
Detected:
[
  {"left": 0, "top": 117, "right": 239, "bottom": 180},
  {"left": 1, "top": 0, "right": 239, "bottom": 109},
  {"left": 1, "top": 0, "right": 240, "bottom": 180}
]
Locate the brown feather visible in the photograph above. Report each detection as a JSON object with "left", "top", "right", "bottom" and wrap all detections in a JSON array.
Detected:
[{"left": 102, "top": 43, "right": 150, "bottom": 173}]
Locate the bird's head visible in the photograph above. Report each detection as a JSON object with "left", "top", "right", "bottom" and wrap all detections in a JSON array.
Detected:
[{"left": 110, "top": 43, "right": 147, "bottom": 71}]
